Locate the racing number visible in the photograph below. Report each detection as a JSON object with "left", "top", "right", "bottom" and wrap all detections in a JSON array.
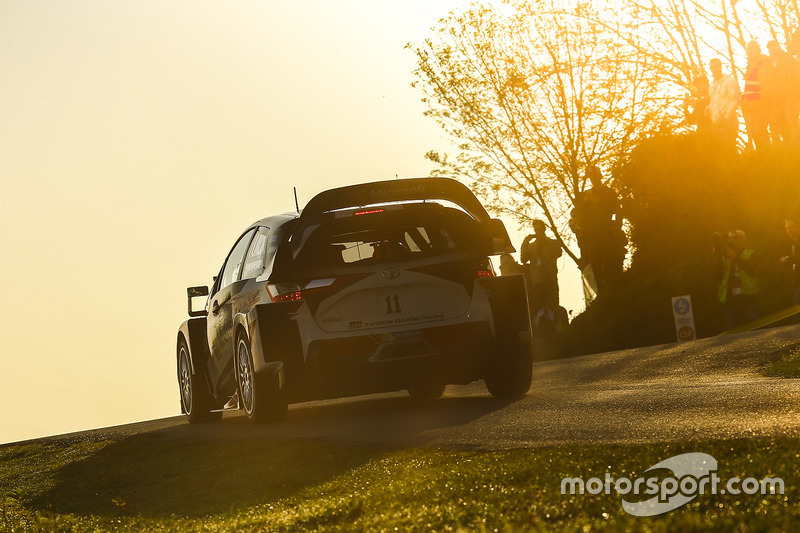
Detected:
[{"left": 385, "top": 294, "right": 402, "bottom": 314}]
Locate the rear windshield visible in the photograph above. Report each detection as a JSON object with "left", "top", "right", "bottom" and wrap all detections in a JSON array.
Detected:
[{"left": 293, "top": 204, "right": 486, "bottom": 270}]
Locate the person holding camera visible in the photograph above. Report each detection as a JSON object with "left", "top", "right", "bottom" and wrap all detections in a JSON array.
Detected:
[{"left": 714, "top": 230, "right": 761, "bottom": 328}]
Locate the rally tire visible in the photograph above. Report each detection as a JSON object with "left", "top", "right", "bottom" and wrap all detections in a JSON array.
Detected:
[
  {"left": 178, "top": 338, "right": 222, "bottom": 424},
  {"left": 484, "top": 335, "right": 533, "bottom": 399},
  {"left": 236, "top": 335, "right": 288, "bottom": 424}
]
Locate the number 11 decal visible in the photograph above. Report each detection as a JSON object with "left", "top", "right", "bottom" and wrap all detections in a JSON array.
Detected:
[{"left": 385, "top": 294, "right": 401, "bottom": 314}]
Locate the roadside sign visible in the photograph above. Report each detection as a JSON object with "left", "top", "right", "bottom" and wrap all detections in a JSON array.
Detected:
[{"left": 671, "top": 295, "right": 696, "bottom": 342}]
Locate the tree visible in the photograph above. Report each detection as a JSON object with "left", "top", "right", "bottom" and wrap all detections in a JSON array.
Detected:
[
  {"left": 412, "top": 0, "right": 800, "bottom": 265},
  {"left": 618, "top": 0, "right": 800, "bottom": 86},
  {"left": 411, "top": 0, "right": 678, "bottom": 264}
]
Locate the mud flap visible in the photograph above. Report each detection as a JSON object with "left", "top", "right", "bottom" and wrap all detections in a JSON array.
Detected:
[
  {"left": 478, "top": 274, "right": 532, "bottom": 345},
  {"left": 478, "top": 275, "right": 533, "bottom": 397},
  {"left": 251, "top": 303, "right": 303, "bottom": 384},
  {"left": 177, "top": 317, "right": 220, "bottom": 415},
  {"left": 260, "top": 361, "right": 286, "bottom": 389}
]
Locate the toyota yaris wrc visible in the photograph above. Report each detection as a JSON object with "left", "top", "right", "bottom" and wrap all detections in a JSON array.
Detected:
[{"left": 176, "top": 177, "right": 532, "bottom": 423}]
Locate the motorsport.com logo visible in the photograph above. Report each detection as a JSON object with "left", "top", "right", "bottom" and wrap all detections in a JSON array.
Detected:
[{"left": 561, "top": 453, "right": 784, "bottom": 516}]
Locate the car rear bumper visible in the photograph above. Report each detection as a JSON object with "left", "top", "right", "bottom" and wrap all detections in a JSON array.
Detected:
[{"left": 286, "top": 321, "right": 494, "bottom": 402}]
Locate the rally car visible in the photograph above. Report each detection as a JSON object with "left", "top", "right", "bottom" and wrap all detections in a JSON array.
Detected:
[{"left": 176, "top": 177, "right": 532, "bottom": 423}]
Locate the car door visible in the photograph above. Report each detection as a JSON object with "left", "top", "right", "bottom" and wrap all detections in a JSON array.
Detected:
[{"left": 206, "top": 228, "right": 256, "bottom": 390}]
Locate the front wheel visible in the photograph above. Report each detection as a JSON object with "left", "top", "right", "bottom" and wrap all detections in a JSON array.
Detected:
[
  {"left": 484, "top": 334, "right": 532, "bottom": 399},
  {"left": 178, "top": 339, "right": 222, "bottom": 423},
  {"left": 237, "top": 336, "right": 287, "bottom": 424}
]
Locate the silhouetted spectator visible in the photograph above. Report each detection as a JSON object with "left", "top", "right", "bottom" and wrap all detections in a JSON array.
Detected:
[
  {"left": 499, "top": 252, "right": 526, "bottom": 277},
  {"left": 569, "top": 201, "right": 594, "bottom": 296},
  {"left": 521, "top": 220, "right": 562, "bottom": 314},
  {"left": 780, "top": 217, "right": 800, "bottom": 305},
  {"left": 571, "top": 165, "right": 627, "bottom": 292},
  {"left": 683, "top": 74, "right": 711, "bottom": 133},
  {"left": 764, "top": 40, "right": 800, "bottom": 144},
  {"left": 708, "top": 58, "right": 740, "bottom": 147},
  {"left": 742, "top": 41, "right": 772, "bottom": 149},
  {"left": 715, "top": 230, "right": 760, "bottom": 328}
]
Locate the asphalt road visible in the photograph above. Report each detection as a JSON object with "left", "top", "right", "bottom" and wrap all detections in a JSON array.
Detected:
[{"left": 23, "top": 325, "right": 800, "bottom": 450}]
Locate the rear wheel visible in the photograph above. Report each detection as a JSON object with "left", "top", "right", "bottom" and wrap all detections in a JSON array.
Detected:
[
  {"left": 484, "top": 334, "right": 532, "bottom": 399},
  {"left": 178, "top": 339, "right": 222, "bottom": 423},
  {"left": 237, "top": 335, "right": 287, "bottom": 424}
]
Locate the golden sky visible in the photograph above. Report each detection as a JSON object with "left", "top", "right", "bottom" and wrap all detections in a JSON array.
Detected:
[{"left": 0, "top": 0, "right": 582, "bottom": 444}]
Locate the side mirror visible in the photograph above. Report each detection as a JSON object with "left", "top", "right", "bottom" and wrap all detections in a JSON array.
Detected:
[
  {"left": 187, "top": 286, "right": 209, "bottom": 317},
  {"left": 488, "top": 219, "right": 516, "bottom": 255}
]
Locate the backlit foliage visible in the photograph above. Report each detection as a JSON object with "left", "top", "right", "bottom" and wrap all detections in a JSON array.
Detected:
[{"left": 412, "top": 0, "right": 800, "bottom": 261}]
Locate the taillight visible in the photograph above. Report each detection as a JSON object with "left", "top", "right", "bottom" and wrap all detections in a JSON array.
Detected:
[
  {"left": 409, "top": 259, "right": 494, "bottom": 287},
  {"left": 266, "top": 282, "right": 303, "bottom": 303},
  {"left": 476, "top": 259, "right": 495, "bottom": 279}
]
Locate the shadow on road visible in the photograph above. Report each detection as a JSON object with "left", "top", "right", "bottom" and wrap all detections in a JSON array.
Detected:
[{"left": 30, "top": 392, "right": 513, "bottom": 518}]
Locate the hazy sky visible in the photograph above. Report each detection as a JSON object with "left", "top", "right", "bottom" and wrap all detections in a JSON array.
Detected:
[{"left": 0, "top": 0, "right": 583, "bottom": 444}]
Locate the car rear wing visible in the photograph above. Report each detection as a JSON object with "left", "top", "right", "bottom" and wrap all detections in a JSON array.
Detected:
[{"left": 291, "top": 177, "right": 515, "bottom": 255}]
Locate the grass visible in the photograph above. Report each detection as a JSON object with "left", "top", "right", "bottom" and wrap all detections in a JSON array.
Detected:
[
  {"left": 0, "top": 430, "right": 797, "bottom": 532},
  {"left": 762, "top": 345, "right": 800, "bottom": 378}
]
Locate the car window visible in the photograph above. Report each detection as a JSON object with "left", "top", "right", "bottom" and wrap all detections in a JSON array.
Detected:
[
  {"left": 294, "top": 206, "right": 479, "bottom": 270},
  {"left": 331, "top": 226, "right": 452, "bottom": 265},
  {"left": 241, "top": 228, "right": 269, "bottom": 280},
  {"left": 220, "top": 229, "right": 256, "bottom": 290}
]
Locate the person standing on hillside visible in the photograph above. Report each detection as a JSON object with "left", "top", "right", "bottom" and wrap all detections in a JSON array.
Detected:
[
  {"left": 742, "top": 40, "right": 772, "bottom": 149},
  {"left": 715, "top": 230, "right": 760, "bottom": 328},
  {"left": 575, "top": 165, "right": 626, "bottom": 291},
  {"left": 521, "top": 220, "right": 563, "bottom": 319},
  {"left": 708, "top": 58, "right": 740, "bottom": 147}
]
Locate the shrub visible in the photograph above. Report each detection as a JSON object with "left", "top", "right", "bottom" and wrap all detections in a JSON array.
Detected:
[{"left": 560, "top": 135, "right": 800, "bottom": 356}]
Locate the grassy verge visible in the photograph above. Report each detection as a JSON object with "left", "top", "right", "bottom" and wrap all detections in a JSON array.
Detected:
[
  {"left": 0, "top": 430, "right": 796, "bottom": 532},
  {"left": 763, "top": 345, "right": 800, "bottom": 378}
]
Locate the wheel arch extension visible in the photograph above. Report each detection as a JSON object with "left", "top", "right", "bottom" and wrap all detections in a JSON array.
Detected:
[
  {"left": 239, "top": 304, "right": 302, "bottom": 379},
  {"left": 231, "top": 315, "right": 256, "bottom": 378},
  {"left": 233, "top": 312, "right": 286, "bottom": 388},
  {"left": 177, "top": 317, "right": 210, "bottom": 375},
  {"left": 232, "top": 313, "right": 251, "bottom": 355}
]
